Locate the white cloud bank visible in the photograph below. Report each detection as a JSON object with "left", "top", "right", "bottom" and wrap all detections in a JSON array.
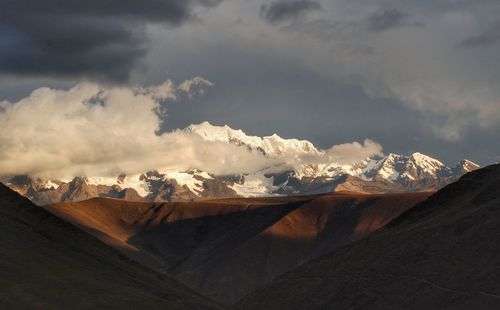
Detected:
[{"left": 0, "top": 78, "right": 383, "bottom": 178}]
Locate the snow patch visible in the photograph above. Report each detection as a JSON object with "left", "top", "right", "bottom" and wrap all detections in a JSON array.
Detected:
[
  {"left": 164, "top": 172, "right": 204, "bottom": 194},
  {"left": 44, "top": 180, "right": 59, "bottom": 190},
  {"left": 230, "top": 174, "right": 280, "bottom": 197},
  {"left": 86, "top": 177, "right": 118, "bottom": 186},
  {"left": 119, "top": 174, "right": 150, "bottom": 197}
]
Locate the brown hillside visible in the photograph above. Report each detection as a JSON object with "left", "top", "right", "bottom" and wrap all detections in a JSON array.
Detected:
[{"left": 45, "top": 191, "right": 430, "bottom": 304}]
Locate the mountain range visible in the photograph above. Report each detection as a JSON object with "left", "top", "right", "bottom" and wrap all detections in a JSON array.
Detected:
[
  {"left": 6, "top": 122, "right": 479, "bottom": 205},
  {"left": 1, "top": 159, "right": 498, "bottom": 308}
]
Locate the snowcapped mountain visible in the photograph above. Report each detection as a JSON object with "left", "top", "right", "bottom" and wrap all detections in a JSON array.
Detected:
[
  {"left": 362, "top": 153, "right": 444, "bottom": 181},
  {"left": 185, "top": 121, "right": 321, "bottom": 156},
  {"left": 452, "top": 159, "right": 481, "bottom": 175},
  {"left": 6, "top": 122, "right": 480, "bottom": 205}
]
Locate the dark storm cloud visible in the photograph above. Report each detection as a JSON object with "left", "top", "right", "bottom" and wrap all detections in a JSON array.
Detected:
[
  {"left": 0, "top": 16, "right": 146, "bottom": 83},
  {"left": 1, "top": 0, "right": 222, "bottom": 25},
  {"left": 459, "top": 23, "right": 500, "bottom": 48},
  {"left": 366, "top": 8, "right": 412, "bottom": 32},
  {"left": 0, "top": 0, "right": 222, "bottom": 82},
  {"left": 260, "top": 0, "right": 321, "bottom": 24}
]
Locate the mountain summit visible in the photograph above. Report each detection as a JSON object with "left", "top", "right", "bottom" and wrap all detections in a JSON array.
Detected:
[{"left": 185, "top": 121, "right": 321, "bottom": 156}]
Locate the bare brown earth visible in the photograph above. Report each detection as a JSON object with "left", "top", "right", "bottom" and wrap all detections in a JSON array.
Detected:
[
  {"left": 236, "top": 164, "right": 500, "bottom": 310},
  {"left": 0, "top": 183, "right": 222, "bottom": 309},
  {"left": 44, "top": 191, "right": 431, "bottom": 305}
]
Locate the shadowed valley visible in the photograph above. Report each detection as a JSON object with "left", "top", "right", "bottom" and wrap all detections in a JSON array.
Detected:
[{"left": 43, "top": 191, "right": 430, "bottom": 304}]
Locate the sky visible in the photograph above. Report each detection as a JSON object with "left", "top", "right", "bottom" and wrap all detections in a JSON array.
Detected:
[{"left": 0, "top": 0, "right": 499, "bottom": 176}]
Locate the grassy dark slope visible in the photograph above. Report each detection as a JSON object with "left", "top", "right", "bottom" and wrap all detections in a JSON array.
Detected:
[
  {"left": 0, "top": 183, "right": 222, "bottom": 309},
  {"left": 235, "top": 164, "right": 500, "bottom": 310}
]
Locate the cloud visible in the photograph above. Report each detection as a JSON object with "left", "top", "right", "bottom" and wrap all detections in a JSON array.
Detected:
[
  {"left": 0, "top": 0, "right": 222, "bottom": 82},
  {"left": 1, "top": 0, "right": 223, "bottom": 24},
  {"left": 459, "top": 23, "right": 500, "bottom": 48},
  {"left": 178, "top": 77, "right": 215, "bottom": 98},
  {"left": 270, "top": 139, "right": 384, "bottom": 172},
  {"left": 0, "top": 78, "right": 273, "bottom": 178},
  {"left": 326, "top": 140, "right": 384, "bottom": 164},
  {"left": 366, "top": 8, "right": 414, "bottom": 32},
  {"left": 248, "top": 1, "right": 500, "bottom": 142},
  {"left": 260, "top": 0, "right": 321, "bottom": 24},
  {"left": 0, "top": 79, "right": 384, "bottom": 178}
]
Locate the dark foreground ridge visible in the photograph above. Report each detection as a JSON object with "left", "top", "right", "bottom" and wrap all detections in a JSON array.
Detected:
[
  {"left": 0, "top": 183, "right": 221, "bottom": 309},
  {"left": 236, "top": 164, "right": 500, "bottom": 310}
]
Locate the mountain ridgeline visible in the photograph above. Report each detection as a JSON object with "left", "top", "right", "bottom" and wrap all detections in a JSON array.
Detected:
[{"left": 6, "top": 122, "right": 479, "bottom": 205}]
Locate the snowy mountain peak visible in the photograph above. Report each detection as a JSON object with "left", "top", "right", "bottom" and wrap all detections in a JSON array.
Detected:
[
  {"left": 185, "top": 122, "right": 263, "bottom": 149},
  {"left": 184, "top": 122, "right": 321, "bottom": 156},
  {"left": 261, "top": 134, "right": 320, "bottom": 156},
  {"left": 408, "top": 152, "right": 446, "bottom": 173},
  {"left": 385, "top": 153, "right": 401, "bottom": 158},
  {"left": 457, "top": 159, "right": 479, "bottom": 168},
  {"left": 453, "top": 159, "right": 480, "bottom": 175},
  {"left": 409, "top": 152, "right": 444, "bottom": 164},
  {"left": 360, "top": 152, "right": 448, "bottom": 183}
]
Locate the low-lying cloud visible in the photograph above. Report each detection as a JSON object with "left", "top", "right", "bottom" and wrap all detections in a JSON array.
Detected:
[
  {"left": 326, "top": 140, "right": 384, "bottom": 164},
  {"left": 0, "top": 79, "right": 383, "bottom": 179}
]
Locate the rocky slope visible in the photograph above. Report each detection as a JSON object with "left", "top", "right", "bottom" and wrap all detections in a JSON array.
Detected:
[
  {"left": 0, "top": 182, "right": 221, "bottom": 309},
  {"left": 6, "top": 122, "right": 479, "bottom": 205},
  {"left": 236, "top": 164, "right": 500, "bottom": 310},
  {"left": 43, "top": 191, "right": 430, "bottom": 304}
]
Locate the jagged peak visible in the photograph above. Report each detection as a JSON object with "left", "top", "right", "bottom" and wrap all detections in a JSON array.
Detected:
[
  {"left": 382, "top": 152, "right": 443, "bottom": 165},
  {"left": 384, "top": 153, "right": 405, "bottom": 160},
  {"left": 263, "top": 133, "right": 316, "bottom": 146},
  {"left": 409, "top": 152, "right": 445, "bottom": 168},
  {"left": 454, "top": 159, "right": 480, "bottom": 173},
  {"left": 457, "top": 159, "right": 480, "bottom": 166},
  {"left": 185, "top": 121, "right": 245, "bottom": 135},
  {"left": 184, "top": 121, "right": 320, "bottom": 156},
  {"left": 184, "top": 122, "right": 262, "bottom": 146},
  {"left": 410, "top": 152, "right": 442, "bottom": 162}
]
